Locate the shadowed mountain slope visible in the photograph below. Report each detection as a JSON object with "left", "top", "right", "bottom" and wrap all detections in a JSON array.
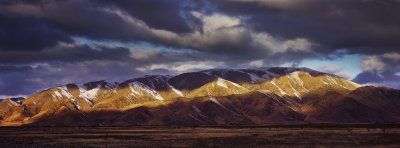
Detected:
[{"left": 0, "top": 67, "right": 399, "bottom": 126}]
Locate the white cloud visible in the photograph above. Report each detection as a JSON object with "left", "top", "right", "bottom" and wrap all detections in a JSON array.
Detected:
[
  {"left": 192, "top": 11, "right": 241, "bottom": 32},
  {"left": 129, "top": 48, "right": 159, "bottom": 60},
  {"left": 316, "top": 65, "right": 352, "bottom": 79},
  {"left": 112, "top": 10, "right": 314, "bottom": 55},
  {"left": 0, "top": 94, "right": 27, "bottom": 99},
  {"left": 235, "top": 0, "right": 311, "bottom": 9},
  {"left": 361, "top": 56, "right": 386, "bottom": 73},
  {"left": 247, "top": 59, "right": 264, "bottom": 68},
  {"left": 282, "top": 38, "right": 313, "bottom": 51},
  {"left": 363, "top": 81, "right": 400, "bottom": 89},
  {"left": 382, "top": 52, "right": 400, "bottom": 61},
  {"left": 317, "top": 65, "right": 343, "bottom": 74},
  {"left": 136, "top": 61, "right": 226, "bottom": 73},
  {"left": 252, "top": 33, "right": 312, "bottom": 54}
]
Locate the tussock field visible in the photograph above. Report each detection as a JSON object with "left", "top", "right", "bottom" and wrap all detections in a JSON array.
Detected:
[{"left": 0, "top": 125, "right": 400, "bottom": 147}]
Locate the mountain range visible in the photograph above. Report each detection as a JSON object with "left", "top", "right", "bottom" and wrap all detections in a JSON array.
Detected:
[{"left": 1, "top": 67, "right": 399, "bottom": 126}]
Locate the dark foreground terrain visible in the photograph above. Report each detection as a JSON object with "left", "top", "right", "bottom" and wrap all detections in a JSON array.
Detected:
[{"left": 0, "top": 125, "right": 400, "bottom": 147}]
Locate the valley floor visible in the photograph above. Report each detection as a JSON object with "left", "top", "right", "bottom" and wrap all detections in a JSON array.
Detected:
[{"left": 0, "top": 125, "right": 400, "bottom": 147}]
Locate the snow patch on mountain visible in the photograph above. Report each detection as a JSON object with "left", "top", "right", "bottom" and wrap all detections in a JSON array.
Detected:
[
  {"left": 170, "top": 86, "right": 184, "bottom": 97},
  {"left": 289, "top": 72, "right": 310, "bottom": 92},
  {"left": 79, "top": 84, "right": 101, "bottom": 105},
  {"left": 289, "top": 82, "right": 302, "bottom": 99},
  {"left": 52, "top": 86, "right": 73, "bottom": 100},
  {"left": 209, "top": 97, "right": 222, "bottom": 106},
  {"left": 129, "top": 82, "right": 164, "bottom": 101},
  {"left": 216, "top": 78, "right": 228, "bottom": 88},
  {"left": 51, "top": 86, "right": 82, "bottom": 110},
  {"left": 4, "top": 99, "right": 19, "bottom": 107},
  {"left": 271, "top": 79, "right": 287, "bottom": 95}
]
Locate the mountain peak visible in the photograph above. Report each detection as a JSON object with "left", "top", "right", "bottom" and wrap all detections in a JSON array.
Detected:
[{"left": 4, "top": 67, "right": 396, "bottom": 127}]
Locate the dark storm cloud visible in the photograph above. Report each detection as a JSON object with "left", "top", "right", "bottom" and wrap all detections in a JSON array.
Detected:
[
  {"left": 0, "top": 13, "right": 71, "bottom": 51},
  {"left": 0, "top": 72, "right": 36, "bottom": 96},
  {"left": 96, "top": 0, "right": 193, "bottom": 33},
  {"left": 0, "top": 0, "right": 298, "bottom": 58},
  {"left": 353, "top": 71, "right": 400, "bottom": 89},
  {"left": 0, "top": 61, "right": 141, "bottom": 96},
  {"left": 0, "top": 0, "right": 316, "bottom": 59},
  {"left": 30, "top": 0, "right": 153, "bottom": 41},
  {"left": 1, "top": 0, "right": 400, "bottom": 96},
  {"left": 0, "top": 0, "right": 157, "bottom": 42},
  {"left": 1, "top": 0, "right": 399, "bottom": 56},
  {"left": 353, "top": 53, "right": 400, "bottom": 89},
  {"left": 210, "top": 0, "right": 400, "bottom": 54},
  {"left": 0, "top": 65, "right": 32, "bottom": 73},
  {"left": 0, "top": 44, "right": 132, "bottom": 64}
]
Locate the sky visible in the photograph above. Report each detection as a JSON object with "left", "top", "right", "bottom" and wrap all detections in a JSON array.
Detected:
[{"left": 0, "top": 0, "right": 400, "bottom": 98}]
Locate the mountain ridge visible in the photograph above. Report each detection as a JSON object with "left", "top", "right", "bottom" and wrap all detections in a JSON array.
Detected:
[{"left": 0, "top": 67, "right": 399, "bottom": 126}]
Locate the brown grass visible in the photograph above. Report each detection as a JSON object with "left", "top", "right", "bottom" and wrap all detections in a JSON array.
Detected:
[{"left": 0, "top": 126, "right": 399, "bottom": 147}]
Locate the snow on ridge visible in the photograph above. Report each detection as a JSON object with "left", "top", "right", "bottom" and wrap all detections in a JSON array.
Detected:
[
  {"left": 4, "top": 99, "right": 19, "bottom": 107},
  {"left": 213, "top": 78, "right": 248, "bottom": 94},
  {"left": 170, "top": 86, "right": 184, "bottom": 97},
  {"left": 288, "top": 72, "right": 310, "bottom": 92},
  {"left": 288, "top": 81, "right": 302, "bottom": 100},
  {"left": 52, "top": 86, "right": 73, "bottom": 100},
  {"left": 321, "top": 79, "right": 329, "bottom": 85},
  {"left": 271, "top": 79, "right": 287, "bottom": 95},
  {"left": 129, "top": 82, "right": 164, "bottom": 100},
  {"left": 77, "top": 84, "right": 87, "bottom": 94},
  {"left": 216, "top": 78, "right": 228, "bottom": 88},
  {"left": 228, "top": 80, "right": 246, "bottom": 89},
  {"left": 289, "top": 72, "right": 304, "bottom": 85},
  {"left": 324, "top": 75, "right": 351, "bottom": 90},
  {"left": 79, "top": 84, "right": 101, "bottom": 104},
  {"left": 348, "top": 81, "right": 361, "bottom": 88},
  {"left": 258, "top": 90, "right": 271, "bottom": 94},
  {"left": 209, "top": 97, "right": 223, "bottom": 106},
  {"left": 51, "top": 86, "right": 81, "bottom": 110},
  {"left": 326, "top": 75, "right": 338, "bottom": 85}
]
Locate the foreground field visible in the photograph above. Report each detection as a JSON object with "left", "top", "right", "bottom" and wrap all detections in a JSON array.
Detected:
[{"left": 0, "top": 126, "right": 400, "bottom": 147}]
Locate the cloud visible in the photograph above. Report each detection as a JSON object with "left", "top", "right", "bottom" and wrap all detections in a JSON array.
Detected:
[
  {"left": 0, "top": 65, "right": 33, "bottom": 73},
  {"left": 314, "top": 65, "right": 351, "bottom": 79},
  {"left": 251, "top": 33, "right": 312, "bottom": 54},
  {"left": 354, "top": 52, "right": 400, "bottom": 89},
  {"left": 96, "top": 0, "right": 193, "bottom": 33},
  {"left": 382, "top": 52, "right": 400, "bottom": 61},
  {"left": 0, "top": 42, "right": 132, "bottom": 64},
  {"left": 353, "top": 71, "right": 400, "bottom": 89},
  {"left": 129, "top": 48, "right": 159, "bottom": 60},
  {"left": 1, "top": 1, "right": 317, "bottom": 60},
  {"left": 247, "top": 59, "right": 264, "bottom": 68},
  {"left": 359, "top": 52, "right": 400, "bottom": 75},
  {"left": 2, "top": 0, "right": 399, "bottom": 58},
  {"left": 234, "top": 0, "right": 312, "bottom": 9},
  {"left": 136, "top": 61, "right": 227, "bottom": 74},
  {"left": 360, "top": 56, "right": 386, "bottom": 73},
  {"left": 0, "top": 94, "right": 27, "bottom": 100},
  {"left": 1, "top": 0, "right": 156, "bottom": 41},
  {"left": 0, "top": 13, "right": 71, "bottom": 51},
  {"left": 192, "top": 11, "right": 241, "bottom": 31},
  {"left": 211, "top": 0, "right": 400, "bottom": 55},
  {"left": 1, "top": 0, "right": 400, "bottom": 95},
  {"left": 0, "top": 60, "right": 148, "bottom": 96},
  {"left": 153, "top": 11, "right": 315, "bottom": 57}
]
